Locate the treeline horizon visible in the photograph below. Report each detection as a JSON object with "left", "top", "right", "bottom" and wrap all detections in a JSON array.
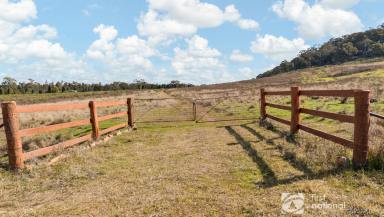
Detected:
[
  {"left": 258, "top": 23, "right": 384, "bottom": 78},
  {"left": 0, "top": 77, "right": 194, "bottom": 95}
]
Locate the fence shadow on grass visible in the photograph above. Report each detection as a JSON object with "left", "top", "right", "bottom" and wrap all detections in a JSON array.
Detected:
[
  {"left": 240, "top": 124, "right": 313, "bottom": 175},
  {"left": 224, "top": 124, "right": 344, "bottom": 188},
  {"left": 224, "top": 126, "right": 278, "bottom": 187}
]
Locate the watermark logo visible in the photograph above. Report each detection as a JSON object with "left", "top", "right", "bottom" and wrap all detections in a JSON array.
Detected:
[
  {"left": 281, "top": 193, "right": 305, "bottom": 214},
  {"left": 281, "top": 193, "right": 347, "bottom": 215}
]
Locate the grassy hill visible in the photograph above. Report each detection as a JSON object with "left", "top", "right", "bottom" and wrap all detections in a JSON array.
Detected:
[{"left": 258, "top": 25, "right": 384, "bottom": 78}]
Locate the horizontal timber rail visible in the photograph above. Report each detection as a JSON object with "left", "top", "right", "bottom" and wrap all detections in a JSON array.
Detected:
[
  {"left": 300, "top": 90, "right": 355, "bottom": 97},
  {"left": 194, "top": 94, "right": 255, "bottom": 101},
  {"left": 260, "top": 87, "right": 370, "bottom": 169},
  {"left": 370, "top": 112, "right": 384, "bottom": 120},
  {"left": 265, "top": 103, "right": 291, "bottom": 111},
  {"left": 135, "top": 97, "right": 193, "bottom": 101},
  {"left": 264, "top": 91, "right": 291, "bottom": 96},
  {"left": 265, "top": 114, "right": 290, "bottom": 126},
  {"left": 300, "top": 108, "right": 354, "bottom": 123},
  {"left": 1, "top": 98, "right": 135, "bottom": 170},
  {"left": 17, "top": 103, "right": 89, "bottom": 113},
  {"left": 298, "top": 124, "right": 354, "bottom": 148}
]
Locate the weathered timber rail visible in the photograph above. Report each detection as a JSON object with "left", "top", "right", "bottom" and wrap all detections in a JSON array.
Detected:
[
  {"left": 1, "top": 99, "right": 134, "bottom": 170},
  {"left": 260, "top": 87, "right": 370, "bottom": 169}
]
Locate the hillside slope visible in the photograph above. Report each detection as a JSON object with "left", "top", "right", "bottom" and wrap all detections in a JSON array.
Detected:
[
  {"left": 258, "top": 25, "right": 384, "bottom": 78},
  {"left": 178, "top": 58, "right": 384, "bottom": 95}
]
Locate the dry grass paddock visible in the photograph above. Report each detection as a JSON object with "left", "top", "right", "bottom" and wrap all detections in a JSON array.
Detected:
[
  {"left": 0, "top": 59, "right": 384, "bottom": 216},
  {"left": 0, "top": 120, "right": 383, "bottom": 216}
]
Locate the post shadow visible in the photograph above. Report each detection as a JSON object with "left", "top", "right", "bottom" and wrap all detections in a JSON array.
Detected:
[
  {"left": 240, "top": 124, "right": 314, "bottom": 176},
  {"left": 239, "top": 123, "right": 344, "bottom": 188},
  {"left": 224, "top": 126, "right": 278, "bottom": 187}
]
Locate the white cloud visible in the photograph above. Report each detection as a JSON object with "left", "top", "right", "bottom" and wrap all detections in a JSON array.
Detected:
[
  {"left": 0, "top": 0, "right": 71, "bottom": 64},
  {"left": 0, "top": 0, "right": 92, "bottom": 82},
  {"left": 272, "top": 0, "right": 363, "bottom": 39},
  {"left": 230, "top": 50, "right": 253, "bottom": 62},
  {"left": 172, "top": 35, "right": 234, "bottom": 83},
  {"left": 0, "top": 0, "right": 36, "bottom": 23},
  {"left": 319, "top": 0, "right": 360, "bottom": 9},
  {"left": 137, "top": 9, "right": 197, "bottom": 45},
  {"left": 224, "top": 5, "right": 259, "bottom": 31},
  {"left": 5, "top": 56, "right": 93, "bottom": 82},
  {"left": 86, "top": 25, "right": 117, "bottom": 59},
  {"left": 86, "top": 24, "right": 158, "bottom": 82},
  {"left": 250, "top": 34, "right": 309, "bottom": 62},
  {"left": 116, "top": 35, "right": 155, "bottom": 57},
  {"left": 148, "top": 0, "right": 225, "bottom": 28},
  {"left": 13, "top": 24, "right": 57, "bottom": 40},
  {"left": 237, "top": 19, "right": 259, "bottom": 30},
  {"left": 138, "top": 0, "right": 259, "bottom": 44},
  {"left": 238, "top": 67, "right": 256, "bottom": 79},
  {"left": 224, "top": 5, "right": 241, "bottom": 22},
  {"left": 93, "top": 24, "right": 118, "bottom": 41}
]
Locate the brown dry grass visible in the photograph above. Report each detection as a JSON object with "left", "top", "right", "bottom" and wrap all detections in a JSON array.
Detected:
[{"left": 0, "top": 121, "right": 383, "bottom": 216}]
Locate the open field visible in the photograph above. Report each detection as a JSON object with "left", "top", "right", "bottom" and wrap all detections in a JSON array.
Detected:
[
  {"left": 1, "top": 121, "right": 384, "bottom": 216},
  {"left": 0, "top": 59, "right": 384, "bottom": 216}
]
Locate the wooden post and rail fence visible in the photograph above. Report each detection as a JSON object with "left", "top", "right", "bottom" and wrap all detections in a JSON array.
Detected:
[
  {"left": 1, "top": 98, "right": 135, "bottom": 170},
  {"left": 260, "top": 87, "right": 370, "bottom": 169},
  {"left": 0, "top": 87, "right": 381, "bottom": 171}
]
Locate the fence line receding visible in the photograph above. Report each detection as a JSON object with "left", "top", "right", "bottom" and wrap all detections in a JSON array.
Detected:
[
  {"left": 1, "top": 98, "right": 135, "bottom": 170},
  {"left": 260, "top": 87, "right": 370, "bottom": 169}
]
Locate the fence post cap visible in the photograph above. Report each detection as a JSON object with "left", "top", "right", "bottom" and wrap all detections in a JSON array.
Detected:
[
  {"left": 1, "top": 101, "right": 16, "bottom": 105},
  {"left": 354, "top": 89, "right": 370, "bottom": 93}
]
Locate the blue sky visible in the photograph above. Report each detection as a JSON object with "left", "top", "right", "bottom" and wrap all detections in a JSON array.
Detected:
[{"left": 0, "top": 0, "right": 383, "bottom": 84}]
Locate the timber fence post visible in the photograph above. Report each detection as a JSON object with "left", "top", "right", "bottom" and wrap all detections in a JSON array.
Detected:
[
  {"left": 353, "top": 90, "right": 370, "bottom": 169},
  {"left": 1, "top": 101, "right": 24, "bottom": 170},
  {"left": 89, "top": 101, "right": 100, "bottom": 140},
  {"left": 260, "top": 88, "right": 266, "bottom": 120},
  {"left": 127, "top": 98, "right": 135, "bottom": 128},
  {"left": 290, "top": 87, "right": 300, "bottom": 134},
  {"left": 193, "top": 101, "right": 197, "bottom": 122}
]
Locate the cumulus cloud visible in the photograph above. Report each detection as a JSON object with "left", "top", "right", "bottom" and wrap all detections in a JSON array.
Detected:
[
  {"left": 0, "top": 0, "right": 92, "bottom": 82},
  {"left": 237, "top": 19, "right": 259, "bottom": 30},
  {"left": 238, "top": 67, "right": 255, "bottom": 79},
  {"left": 86, "top": 24, "right": 159, "bottom": 82},
  {"left": 172, "top": 35, "right": 234, "bottom": 83},
  {"left": 138, "top": 0, "right": 259, "bottom": 44},
  {"left": 272, "top": 0, "right": 363, "bottom": 39},
  {"left": 0, "top": 0, "right": 73, "bottom": 64},
  {"left": 94, "top": 24, "right": 118, "bottom": 41},
  {"left": 230, "top": 50, "right": 254, "bottom": 63},
  {"left": 250, "top": 34, "right": 309, "bottom": 62},
  {"left": 0, "top": 0, "right": 36, "bottom": 23},
  {"left": 319, "top": 0, "right": 360, "bottom": 9},
  {"left": 224, "top": 5, "right": 259, "bottom": 31},
  {"left": 137, "top": 10, "right": 197, "bottom": 45},
  {"left": 86, "top": 25, "right": 117, "bottom": 59}
]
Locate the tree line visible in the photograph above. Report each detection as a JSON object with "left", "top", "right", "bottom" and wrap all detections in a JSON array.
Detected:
[
  {"left": 0, "top": 77, "right": 193, "bottom": 95},
  {"left": 258, "top": 24, "right": 384, "bottom": 78}
]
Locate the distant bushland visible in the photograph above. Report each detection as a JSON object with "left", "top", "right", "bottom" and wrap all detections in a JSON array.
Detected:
[
  {"left": 258, "top": 24, "right": 384, "bottom": 78},
  {"left": 0, "top": 77, "right": 193, "bottom": 95}
]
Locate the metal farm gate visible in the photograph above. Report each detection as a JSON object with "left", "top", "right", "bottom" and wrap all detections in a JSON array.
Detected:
[
  {"left": 133, "top": 98, "right": 195, "bottom": 124},
  {"left": 194, "top": 94, "right": 259, "bottom": 123},
  {"left": 132, "top": 94, "right": 260, "bottom": 124}
]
